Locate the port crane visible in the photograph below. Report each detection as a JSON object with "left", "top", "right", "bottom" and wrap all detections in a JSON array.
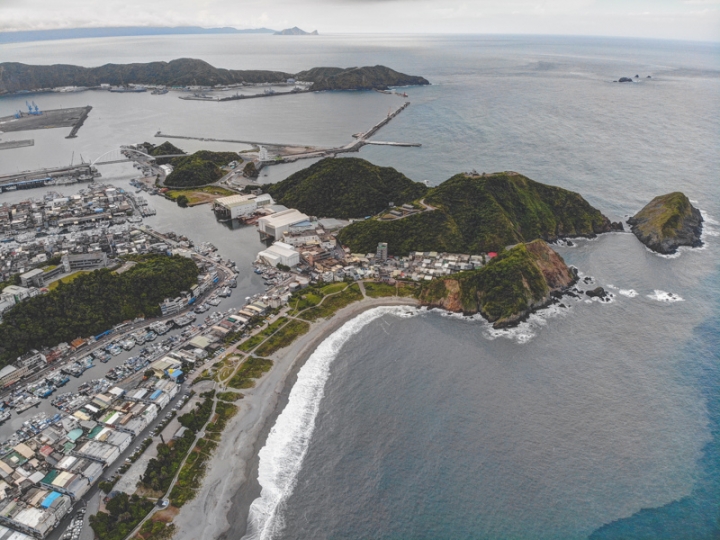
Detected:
[{"left": 25, "top": 101, "right": 42, "bottom": 115}]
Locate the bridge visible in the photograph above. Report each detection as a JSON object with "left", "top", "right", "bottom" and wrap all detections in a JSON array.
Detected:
[{"left": 91, "top": 147, "right": 186, "bottom": 166}]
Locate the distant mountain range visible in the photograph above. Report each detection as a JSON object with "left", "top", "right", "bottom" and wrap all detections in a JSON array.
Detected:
[
  {"left": 0, "top": 58, "right": 430, "bottom": 94},
  {"left": 0, "top": 26, "right": 276, "bottom": 44},
  {"left": 274, "top": 27, "right": 319, "bottom": 36}
]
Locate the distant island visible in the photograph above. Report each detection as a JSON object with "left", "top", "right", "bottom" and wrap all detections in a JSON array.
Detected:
[
  {"left": 274, "top": 27, "right": 318, "bottom": 36},
  {"left": 0, "top": 59, "right": 429, "bottom": 94},
  {"left": 627, "top": 192, "right": 703, "bottom": 254},
  {"left": 0, "top": 26, "right": 276, "bottom": 44}
]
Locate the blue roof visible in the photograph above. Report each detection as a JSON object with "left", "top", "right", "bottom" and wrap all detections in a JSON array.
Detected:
[
  {"left": 149, "top": 389, "right": 162, "bottom": 400},
  {"left": 41, "top": 491, "right": 62, "bottom": 508},
  {"left": 169, "top": 370, "right": 183, "bottom": 379}
]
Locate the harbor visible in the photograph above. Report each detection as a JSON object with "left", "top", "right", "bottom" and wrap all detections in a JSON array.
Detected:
[{"left": 0, "top": 105, "right": 92, "bottom": 138}]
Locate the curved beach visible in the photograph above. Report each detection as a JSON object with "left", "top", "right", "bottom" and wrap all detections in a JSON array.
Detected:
[{"left": 171, "top": 296, "right": 419, "bottom": 540}]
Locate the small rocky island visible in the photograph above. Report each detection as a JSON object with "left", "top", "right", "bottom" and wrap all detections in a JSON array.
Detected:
[
  {"left": 419, "top": 240, "right": 576, "bottom": 328},
  {"left": 627, "top": 192, "right": 703, "bottom": 254},
  {"left": 274, "top": 27, "right": 318, "bottom": 35}
]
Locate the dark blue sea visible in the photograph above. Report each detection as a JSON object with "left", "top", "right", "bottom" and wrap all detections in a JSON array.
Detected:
[{"left": 1, "top": 33, "right": 719, "bottom": 540}]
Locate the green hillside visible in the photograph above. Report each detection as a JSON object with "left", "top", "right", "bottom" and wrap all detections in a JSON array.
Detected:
[
  {"left": 267, "top": 158, "right": 428, "bottom": 219},
  {"left": 0, "top": 255, "right": 199, "bottom": 365},
  {"left": 164, "top": 150, "right": 238, "bottom": 188},
  {"left": 338, "top": 171, "right": 618, "bottom": 255},
  {"left": 419, "top": 240, "right": 575, "bottom": 327}
]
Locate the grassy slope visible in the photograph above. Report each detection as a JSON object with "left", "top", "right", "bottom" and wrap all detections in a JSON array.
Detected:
[{"left": 630, "top": 192, "right": 692, "bottom": 239}]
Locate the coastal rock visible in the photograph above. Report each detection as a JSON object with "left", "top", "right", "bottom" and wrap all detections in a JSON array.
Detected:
[
  {"left": 585, "top": 287, "right": 606, "bottom": 298},
  {"left": 618, "top": 77, "right": 633, "bottom": 83},
  {"left": 627, "top": 192, "right": 703, "bottom": 254},
  {"left": 419, "top": 240, "right": 576, "bottom": 328}
]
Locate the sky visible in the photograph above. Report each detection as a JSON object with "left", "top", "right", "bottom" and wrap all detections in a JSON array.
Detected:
[{"left": 1, "top": 0, "right": 719, "bottom": 42}]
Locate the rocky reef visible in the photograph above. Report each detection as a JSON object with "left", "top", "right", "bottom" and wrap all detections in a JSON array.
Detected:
[
  {"left": 419, "top": 240, "right": 576, "bottom": 328},
  {"left": 627, "top": 192, "right": 703, "bottom": 254}
]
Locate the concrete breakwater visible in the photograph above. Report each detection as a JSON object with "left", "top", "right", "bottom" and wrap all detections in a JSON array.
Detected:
[
  {"left": 0, "top": 139, "right": 34, "bottom": 150},
  {"left": 155, "top": 102, "right": 420, "bottom": 168}
]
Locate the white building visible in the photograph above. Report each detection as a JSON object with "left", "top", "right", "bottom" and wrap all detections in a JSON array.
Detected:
[
  {"left": 257, "top": 209, "right": 309, "bottom": 241},
  {"left": 257, "top": 242, "right": 300, "bottom": 268},
  {"left": 213, "top": 193, "right": 274, "bottom": 221}
]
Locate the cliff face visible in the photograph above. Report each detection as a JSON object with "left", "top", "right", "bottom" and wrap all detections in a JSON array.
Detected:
[
  {"left": 0, "top": 59, "right": 428, "bottom": 94},
  {"left": 627, "top": 192, "right": 703, "bottom": 254},
  {"left": 420, "top": 240, "right": 575, "bottom": 328}
]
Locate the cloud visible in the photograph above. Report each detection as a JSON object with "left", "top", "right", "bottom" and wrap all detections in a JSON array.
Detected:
[{"left": 0, "top": 0, "right": 718, "bottom": 41}]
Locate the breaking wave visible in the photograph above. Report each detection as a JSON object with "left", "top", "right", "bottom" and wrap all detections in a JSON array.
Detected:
[
  {"left": 242, "top": 305, "right": 420, "bottom": 540},
  {"left": 647, "top": 290, "right": 684, "bottom": 302}
]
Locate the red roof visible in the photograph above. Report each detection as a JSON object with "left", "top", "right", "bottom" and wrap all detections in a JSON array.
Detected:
[{"left": 488, "top": 252, "right": 498, "bottom": 258}]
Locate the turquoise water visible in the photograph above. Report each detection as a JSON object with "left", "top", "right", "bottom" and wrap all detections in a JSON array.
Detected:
[{"left": 1, "top": 34, "right": 719, "bottom": 539}]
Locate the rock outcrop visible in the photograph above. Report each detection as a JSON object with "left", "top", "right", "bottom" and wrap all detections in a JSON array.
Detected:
[
  {"left": 419, "top": 240, "right": 576, "bottom": 328},
  {"left": 627, "top": 192, "right": 703, "bottom": 254}
]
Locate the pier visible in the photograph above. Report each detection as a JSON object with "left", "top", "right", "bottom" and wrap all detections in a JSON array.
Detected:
[
  {"left": 156, "top": 102, "right": 420, "bottom": 168},
  {"left": 65, "top": 105, "right": 92, "bottom": 138},
  {"left": 0, "top": 139, "right": 34, "bottom": 150},
  {"left": 0, "top": 163, "right": 96, "bottom": 193}
]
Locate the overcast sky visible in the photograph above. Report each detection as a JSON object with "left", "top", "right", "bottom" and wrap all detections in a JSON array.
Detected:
[{"left": 1, "top": 0, "right": 719, "bottom": 42}]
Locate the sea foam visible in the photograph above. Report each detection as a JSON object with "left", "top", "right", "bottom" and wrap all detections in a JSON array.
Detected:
[
  {"left": 242, "top": 305, "right": 419, "bottom": 540},
  {"left": 647, "top": 290, "right": 684, "bottom": 302}
]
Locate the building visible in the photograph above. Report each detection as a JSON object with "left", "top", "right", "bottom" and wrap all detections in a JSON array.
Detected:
[
  {"left": 212, "top": 193, "right": 274, "bottom": 221},
  {"left": 159, "top": 297, "right": 184, "bottom": 317},
  {"left": 61, "top": 252, "right": 108, "bottom": 272},
  {"left": 376, "top": 242, "right": 388, "bottom": 261},
  {"left": 16, "top": 350, "right": 46, "bottom": 372},
  {"left": 0, "top": 366, "right": 23, "bottom": 388},
  {"left": 19, "top": 269, "right": 44, "bottom": 288},
  {"left": 257, "top": 242, "right": 300, "bottom": 268},
  {"left": 257, "top": 209, "right": 309, "bottom": 241}
]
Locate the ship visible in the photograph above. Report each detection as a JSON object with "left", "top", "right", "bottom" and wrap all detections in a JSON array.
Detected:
[
  {"left": 151, "top": 88, "right": 169, "bottom": 95},
  {"left": 16, "top": 397, "right": 41, "bottom": 413},
  {"left": 0, "top": 410, "right": 10, "bottom": 424},
  {"left": 109, "top": 86, "right": 147, "bottom": 93}
]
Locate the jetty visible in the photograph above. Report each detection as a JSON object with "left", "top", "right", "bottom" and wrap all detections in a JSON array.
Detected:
[
  {"left": 156, "top": 102, "right": 420, "bottom": 168},
  {"left": 0, "top": 139, "right": 34, "bottom": 150}
]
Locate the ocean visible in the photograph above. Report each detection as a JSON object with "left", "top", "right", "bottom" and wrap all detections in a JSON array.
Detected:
[{"left": 1, "top": 34, "right": 719, "bottom": 539}]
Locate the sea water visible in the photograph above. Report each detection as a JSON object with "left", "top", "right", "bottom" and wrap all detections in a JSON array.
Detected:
[{"left": 1, "top": 34, "right": 719, "bottom": 539}]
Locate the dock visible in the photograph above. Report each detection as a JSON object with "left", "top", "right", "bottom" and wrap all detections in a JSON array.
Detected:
[
  {"left": 0, "top": 106, "right": 92, "bottom": 135},
  {"left": 65, "top": 106, "right": 92, "bottom": 138},
  {"left": 0, "top": 139, "right": 34, "bottom": 150},
  {"left": 0, "top": 163, "right": 97, "bottom": 193}
]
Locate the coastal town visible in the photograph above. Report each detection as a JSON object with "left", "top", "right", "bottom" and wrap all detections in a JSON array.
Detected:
[{"left": 0, "top": 164, "right": 509, "bottom": 539}]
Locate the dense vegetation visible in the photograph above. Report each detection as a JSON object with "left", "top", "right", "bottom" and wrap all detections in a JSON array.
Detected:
[
  {"left": 295, "top": 65, "right": 430, "bottom": 91},
  {"left": 267, "top": 158, "right": 427, "bottom": 219},
  {"left": 0, "top": 59, "right": 428, "bottom": 95},
  {"left": 255, "top": 319, "right": 310, "bottom": 357},
  {"left": 89, "top": 493, "right": 154, "bottom": 540},
  {"left": 0, "top": 254, "right": 198, "bottom": 366},
  {"left": 142, "top": 141, "right": 186, "bottom": 165},
  {"left": 338, "top": 171, "right": 616, "bottom": 255},
  {"left": 420, "top": 240, "right": 573, "bottom": 327},
  {"left": 164, "top": 150, "right": 238, "bottom": 188},
  {"left": 141, "top": 391, "right": 215, "bottom": 492}
]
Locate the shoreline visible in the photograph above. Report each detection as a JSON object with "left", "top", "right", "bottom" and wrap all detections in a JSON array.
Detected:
[{"left": 171, "top": 296, "right": 419, "bottom": 540}]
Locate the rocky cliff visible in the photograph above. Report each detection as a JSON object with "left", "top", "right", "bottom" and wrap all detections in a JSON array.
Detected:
[
  {"left": 419, "top": 240, "right": 576, "bottom": 328},
  {"left": 627, "top": 192, "right": 703, "bottom": 254}
]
